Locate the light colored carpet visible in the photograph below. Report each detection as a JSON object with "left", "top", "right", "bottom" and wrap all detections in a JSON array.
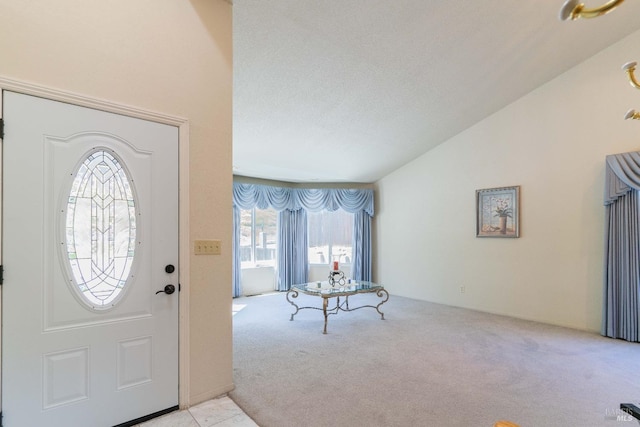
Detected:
[{"left": 229, "top": 292, "right": 640, "bottom": 427}]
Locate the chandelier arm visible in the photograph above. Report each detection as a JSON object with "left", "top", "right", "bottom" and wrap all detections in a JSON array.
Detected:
[
  {"left": 624, "top": 109, "right": 640, "bottom": 120},
  {"left": 622, "top": 62, "right": 640, "bottom": 89},
  {"left": 559, "top": 0, "right": 625, "bottom": 20}
]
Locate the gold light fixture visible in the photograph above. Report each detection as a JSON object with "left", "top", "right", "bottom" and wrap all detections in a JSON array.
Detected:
[
  {"left": 622, "top": 61, "right": 640, "bottom": 89},
  {"left": 624, "top": 109, "right": 640, "bottom": 120},
  {"left": 622, "top": 63, "right": 640, "bottom": 119},
  {"left": 559, "top": 0, "right": 625, "bottom": 20},
  {"left": 559, "top": 0, "right": 638, "bottom": 121}
]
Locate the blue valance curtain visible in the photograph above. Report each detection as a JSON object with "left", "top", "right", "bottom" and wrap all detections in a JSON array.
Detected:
[
  {"left": 232, "top": 184, "right": 374, "bottom": 215},
  {"left": 232, "top": 183, "right": 374, "bottom": 296},
  {"left": 603, "top": 152, "right": 640, "bottom": 342}
]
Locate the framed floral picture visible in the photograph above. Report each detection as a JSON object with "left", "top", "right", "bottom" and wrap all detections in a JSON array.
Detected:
[{"left": 476, "top": 186, "right": 520, "bottom": 238}]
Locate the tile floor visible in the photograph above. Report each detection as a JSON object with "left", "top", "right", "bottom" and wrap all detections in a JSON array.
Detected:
[{"left": 137, "top": 396, "right": 258, "bottom": 427}]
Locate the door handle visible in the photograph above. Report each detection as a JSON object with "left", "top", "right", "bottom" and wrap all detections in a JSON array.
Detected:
[{"left": 156, "top": 284, "right": 176, "bottom": 295}]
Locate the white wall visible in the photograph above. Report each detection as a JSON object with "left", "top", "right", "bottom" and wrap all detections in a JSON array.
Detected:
[
  {"left": 241, "top": 267, "right": 276, "bottom": 295},
  {"left": 375, "top": 29, "right": 640, "bottom": 332},
  {"left": 239, "top": 264, "right": 353, "bottom": 295}
]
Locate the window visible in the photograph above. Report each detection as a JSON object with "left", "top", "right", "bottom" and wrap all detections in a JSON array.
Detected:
[
  {"left": 308, "top": 209, "right": 353, "bottom": 266},
  {"left": 64, "top": 149, "right": 137, "bottom": 310},
  {"left": 239, "top": 208, "right": 277, "bottom": 268}
]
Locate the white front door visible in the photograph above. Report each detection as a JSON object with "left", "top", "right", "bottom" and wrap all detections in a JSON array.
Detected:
[{"left": 2, "top": 91, "right": 179, "bottom": 427}]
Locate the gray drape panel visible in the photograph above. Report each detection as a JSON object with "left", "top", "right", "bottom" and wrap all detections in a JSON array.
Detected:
[
  {"left": 352, "top": 210, "right": 372, "bottom": 281},
  {"left": 603, "top": 152, "right": 640, "bottom": 342},
  {"left": 232, "top": 206, "right": 242, "bottom": 298},
  {"left": 232, "top": 183, "right": 374, "bottom": 295},
  {"left": 277, "top": 209, "right": 308, "bottom": 291}
]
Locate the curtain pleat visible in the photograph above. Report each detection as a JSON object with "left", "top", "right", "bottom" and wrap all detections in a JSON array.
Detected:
[
  {"left": 603, "top": 191, "right": 640, "bottom": 341},
  {"left": 352, "top": 210, "right": 372, "bottom": 281},
  {"left": 603, "top": 152, "right": 640, "bottom": 342},
  {"left": 233, "top": 184, "right": 294, "bottom": 210},
  {"left": 277, "top": 209, "right": 309, "bottom": 291},
  {"left": 232, "top": 206, "right": 242, "bottom": 298}
]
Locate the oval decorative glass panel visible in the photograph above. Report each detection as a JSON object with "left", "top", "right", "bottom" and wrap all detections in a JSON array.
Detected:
[{"left": 65, "top": 149, "right": 137, "bottom": 309}]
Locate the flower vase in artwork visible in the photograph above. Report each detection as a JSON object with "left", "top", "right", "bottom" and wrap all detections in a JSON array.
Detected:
[
  {"left": 499, "top": 215, "right": 508, "bottom": 234},
  {"left": 493, "top": 197, "right": 512, "bottom": 235}
]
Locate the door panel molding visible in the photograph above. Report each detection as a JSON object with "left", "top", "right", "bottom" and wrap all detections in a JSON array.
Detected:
[{"left": 0, "top": 75, "right": 191, "bottom": 409}]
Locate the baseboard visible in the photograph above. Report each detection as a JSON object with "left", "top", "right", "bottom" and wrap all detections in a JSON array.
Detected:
[{"left": 189, "top": 383, "right": 235, "bottom": 407}]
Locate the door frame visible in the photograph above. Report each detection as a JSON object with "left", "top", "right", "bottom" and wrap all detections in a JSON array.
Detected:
[{"left": 0, "top": 76, "right": 191, "bottom": 410}]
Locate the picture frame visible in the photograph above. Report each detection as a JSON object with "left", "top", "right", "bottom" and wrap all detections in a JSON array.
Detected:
[{"left": 476, "top": 186, "right": 520, "bottom": 238}]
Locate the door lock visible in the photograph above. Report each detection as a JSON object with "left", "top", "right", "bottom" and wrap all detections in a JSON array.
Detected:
[{"left": 156, "top": 284, "right": 176, "bottom": 295}]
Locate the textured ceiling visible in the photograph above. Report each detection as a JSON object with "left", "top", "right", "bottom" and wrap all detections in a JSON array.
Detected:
[{"left": 233, "top": 1, "right": 640, "bottom": 183}]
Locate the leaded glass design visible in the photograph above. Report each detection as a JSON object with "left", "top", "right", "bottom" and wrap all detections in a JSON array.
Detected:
[{"left": 65, "top": 150, "right": 137, "bottom": 309}]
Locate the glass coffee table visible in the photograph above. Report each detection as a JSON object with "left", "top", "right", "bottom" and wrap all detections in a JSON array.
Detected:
[{"left": 286, "top": 281, "right": 389, "bottom": 334}]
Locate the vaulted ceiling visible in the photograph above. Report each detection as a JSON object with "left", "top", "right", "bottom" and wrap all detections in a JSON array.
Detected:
[{"left": 233, "top": 1, "right": 640, "bottom": 183}]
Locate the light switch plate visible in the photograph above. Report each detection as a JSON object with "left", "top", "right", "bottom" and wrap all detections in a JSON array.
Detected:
[{"left": 194, "top": 239, "right": 221, "bottom": 255}]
